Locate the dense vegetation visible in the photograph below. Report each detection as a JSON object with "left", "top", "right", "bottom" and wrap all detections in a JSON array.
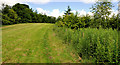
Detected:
[
  {"left": 1, "top": 3, "right": 56, "bottom": 25},
  {"left": 53, "top": 26, "right": 119, "bottom": 63}
]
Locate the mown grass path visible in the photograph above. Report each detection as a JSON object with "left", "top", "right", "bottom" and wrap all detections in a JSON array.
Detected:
[{"left": 2, "top": 23, "right": 79, "bottom": 63}]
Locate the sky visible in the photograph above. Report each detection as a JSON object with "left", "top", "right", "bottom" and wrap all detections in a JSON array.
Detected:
[{"left": 0, "top": 0, "right": 119, "bottom": 17}]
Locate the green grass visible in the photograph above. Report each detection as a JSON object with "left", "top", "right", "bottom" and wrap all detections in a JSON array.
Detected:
[{"left": 2, "top": 23, "right": 79, "bottom": 63}]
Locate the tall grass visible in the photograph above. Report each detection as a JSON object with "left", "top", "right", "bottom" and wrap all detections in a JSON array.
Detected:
[{"left": 53, "top": 26, "right": 119, "bottom": 63}]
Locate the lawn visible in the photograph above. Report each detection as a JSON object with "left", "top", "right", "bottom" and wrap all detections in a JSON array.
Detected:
[{"left": 2, "top": 23, "right": 79, "bottom": 63}]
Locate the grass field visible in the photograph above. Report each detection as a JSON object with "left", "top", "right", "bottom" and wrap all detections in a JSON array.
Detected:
[{"left": 2, "top": 23, "right": 79, "bottom": 63}]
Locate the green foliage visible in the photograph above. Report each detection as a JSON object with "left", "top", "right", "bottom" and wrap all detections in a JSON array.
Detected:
[
  {"left": 108, "top": 14, "right": 118, "bottom": 29},
  {"left": 2, "top": 4, "right": 11, "bottom": 14},
  {"left": 90, "top": 2, "right": 113, "bottom": 28},
  {"left": 64, "top": 6, "right": 72, "bottom": 15},
  {"left": 2, "top": 19, "right": 11, "bottom": 25},
  {"left": 12, "top": 3, "right": 32, "bottom": 23},
  {"left": 56, "top": 2, "right": 118, "bottom": 30},
  {"left": 2, "top": 3, "right": 57, "bottom": 25},
  {"left": 56, "top": 12, "right": 91, "bottom": 29},
  {"left": 2, "top": 8, "right": 19, "bottom": 25},
  {"left": 54, "top": 26, "right": 119, "bottom": 63},
  {"left": 55, "top": 21, "right": 65, "bottom": 27}
]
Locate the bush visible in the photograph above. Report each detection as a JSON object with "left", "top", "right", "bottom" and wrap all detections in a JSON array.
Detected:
[
  {"left": 2, "top": 19, "right": 14, "bottom": 25},
  {"left": 54, "top": 26, "right": 119, "bottom": 63},
  {"left": 55, "top": 21, "right": 65, "bottom": 27}
]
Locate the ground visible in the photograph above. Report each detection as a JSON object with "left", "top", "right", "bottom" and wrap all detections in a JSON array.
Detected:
[{"left": 2, "top": 23, "right": 79, "bottom": 63}]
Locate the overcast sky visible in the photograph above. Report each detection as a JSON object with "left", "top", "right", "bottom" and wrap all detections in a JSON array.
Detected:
[{"left": 0, "top": 0, "right": 119, "bottom": 17}]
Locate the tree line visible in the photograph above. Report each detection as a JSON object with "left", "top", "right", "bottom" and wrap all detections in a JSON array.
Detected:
[
  {"left": 56, "top": 2, "right": 120, "bottom": 30},
  {"left": 1, "top": 3, "right": 56, "bottom": 25},
  {"left": 1, "top": 2, "right": 120, "bottom": 30}
]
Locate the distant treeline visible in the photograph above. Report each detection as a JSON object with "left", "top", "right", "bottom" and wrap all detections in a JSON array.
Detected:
[
  {"left": 1, "top": 3, "right": 56, "bottom": 25},
  {"left": 1, "top": 2, "right": 120, "bottom": 30}
]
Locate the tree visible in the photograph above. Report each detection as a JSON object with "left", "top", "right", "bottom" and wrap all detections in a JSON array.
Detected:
[
  {"left": 2, "top": 9, "right": 19, "bottom": 25},
  {"left": 36, "top": 13, "right": 43, "bottom": 23},
  {"left": 116, "top": 15, "right": 119, "bottom": 30},
  {"left": 57, "top": 16, "right": 62, "bottom": 21},
  {"left": 64, "top": 6, "right": 72, "bottom": 15},
  {"left": 0, "top": 10, "right": 2, "bottom": 26},
  {"left": 90, "top": 1, "right": 113, "bottom": 28},
  {"left": 2, "top": 4, "right": 11, "bottom": 14},
  {"left": 2, "top": 3, "right": 57, "bottom": 25},
  {"left": 2, "top": 14, "right": 11, "bottom": 25},
  {"left": 2, "top": 4, "right": 19, "bottom": 25},
  {"left": 7, "top": 9, "right": 19, "bottom": 24},
  {"left": 12, "top": 3, "right": 32, "bottom": 23}
]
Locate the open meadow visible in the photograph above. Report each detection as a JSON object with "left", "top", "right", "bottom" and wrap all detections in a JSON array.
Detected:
[{"left": 2, "top": 23, "right": 79, "bottom": 63}]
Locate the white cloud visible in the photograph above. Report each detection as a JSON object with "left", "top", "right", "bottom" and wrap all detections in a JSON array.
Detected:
[
  {"left": 0, "top": 0, "right": 22, "bottom": 6},
  {"left": 78, "top": 9, "right": 87, "bottom": 16},
  {"left": 49, "top": 9, "right": 64, "bottom": 17},
  {"left": 0, "top": 0, "right": 22, "bottom": 9},
  {"left": 26, "top": 0, "right": 50, "bottom": 4},
  {"left": 37, "top": 8, "right": 64, "bottom": 18},
  {"left": 71, "top": 10, "right": 77, "bottom": 13},
  {"left": 79, "top": 0, "right": 96, "bottom": 3},
  {"left": 112, "top": 0, "right": 119, "bottom": 2},
  {"left": 78, "top": 0, "right": 119, "bottom": 4},
  {"left": 37, "top": 8, "right": 94, "bottom": 17},
  {"left": 0, "top": 0, "right": 51, "bottom": 10},
  {"left": 71, "top": 10, "right": 93, "bottom": 16},
  {"left": 77, "top": 9, "right": 94, "bottom": 16},
  {"left": 36, "top": 8, "right": 50, "bottom": 15},
  {"left": 51, "top": 0, "right": 118, "bottom": 3},
  {"left": 0, "top": 0, "right": 119, "bottom": 8},
  {"left": 0, "top": 0, "right": 50, "bottom": 7},
  {"left": 71, "top": 9, "right": 94, "bottom": 16}
]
